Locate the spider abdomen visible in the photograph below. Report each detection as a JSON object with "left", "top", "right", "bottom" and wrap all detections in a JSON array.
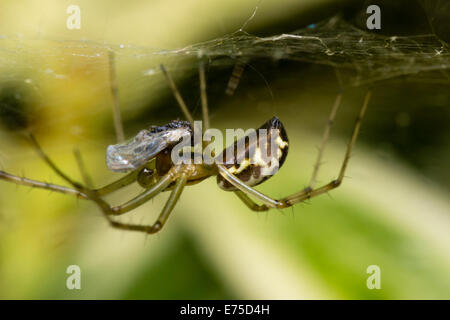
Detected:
[{"left": 217, "top": 117, "right": 289, "bottom": 191}]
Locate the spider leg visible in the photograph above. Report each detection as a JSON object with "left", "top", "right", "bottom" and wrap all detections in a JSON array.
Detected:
[
  {"left": 222, "top": 91, "right": 372, "bottom": 210},
  {"left": 107, "top": 174, "right": 174, "bottom": 214},
  {"left": 73, "top": 147, "right": 93, "bottom": 188},
  {"left": 0, "top": 170, "right": 87, "bottom": 199},
  {"left": 234, "top": 190, "right": 268, "bottom": 212},
  {"left": 108, "top": 50, "right": 125, "bottom": 143},
  {"left": 94, "top": 159, "right": 156, "bottom": 196},
  {"left": 29, "top": 134, "right": 84, "bottom": 190},
  {"left": 106, "top": 173, "right": 187, "bottom": 234},
  {"left": 199, "top": 60, "right": 210, "bottom": 130},
  {"left": 225, "top": 59, "right": 247, "bottom": 96},
  {"left": 308, "top": 92, "right": 342, "bottom": 190},
  {"left": 218, "top": 164, "right": 279, "bottom": 209},
  {"left": 94, "top": 169, "right": 140, "bottom": 196},
  {"left": 1, "top": 159, "right": 149, "bottom": 199},
  {"left": 160, "top": 64, "right": 194, "bottom": 125}
]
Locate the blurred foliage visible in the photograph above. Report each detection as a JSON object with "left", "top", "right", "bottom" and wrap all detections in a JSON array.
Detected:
[{"left": 0, "top": 0, "right": 449, "bottom": 299}]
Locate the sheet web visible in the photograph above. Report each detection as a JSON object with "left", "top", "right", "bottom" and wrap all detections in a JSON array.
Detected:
[
  {"left": 0, "top": 14, "right": 448, "bottom": 136},
  {"left": 159, "top": 15, "right": 449, "bottom": 86},
  {"left": 1, "top": 14, "right": 449, "bottom": 82}
]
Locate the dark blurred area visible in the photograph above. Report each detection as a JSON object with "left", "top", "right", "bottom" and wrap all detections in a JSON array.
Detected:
[{"left": 0, "top": 83, "right": 34, "bottom": 131}]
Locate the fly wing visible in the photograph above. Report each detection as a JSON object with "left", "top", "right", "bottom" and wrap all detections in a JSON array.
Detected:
[{"left": 106, "top": 125, "right": 191, "bottom": 173}]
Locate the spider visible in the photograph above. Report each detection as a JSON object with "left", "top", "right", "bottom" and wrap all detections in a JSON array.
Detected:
[{"left": 0, "top": 57, "right": 372, "bottom": 234}]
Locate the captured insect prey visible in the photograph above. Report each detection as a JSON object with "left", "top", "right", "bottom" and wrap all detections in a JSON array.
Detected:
[{"left": 106, "top": 120, "right": 193, "bottom": 173}]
